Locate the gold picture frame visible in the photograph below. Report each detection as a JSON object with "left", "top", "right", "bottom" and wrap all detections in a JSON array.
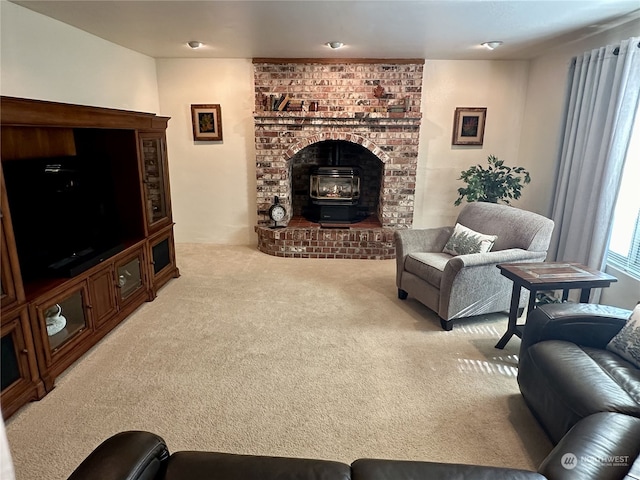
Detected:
[
  {"left": 452, "top": 107, "right": 486, "bottom": 146},
  {"left": 191, "top": 104, "right": 223, "bottom": 141}
]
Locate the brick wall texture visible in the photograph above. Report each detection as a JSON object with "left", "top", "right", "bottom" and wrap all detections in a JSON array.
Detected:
[{"left": 253, "top": 60, "right": 424, "bottom": 258}]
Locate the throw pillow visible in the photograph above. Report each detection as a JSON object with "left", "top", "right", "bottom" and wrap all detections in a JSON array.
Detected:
[
  {"left": 606, "top": 304, "right": 640, "bottom": 368},
  {"left": 442, "top": 223, "right": 497, "bottom": 256}
]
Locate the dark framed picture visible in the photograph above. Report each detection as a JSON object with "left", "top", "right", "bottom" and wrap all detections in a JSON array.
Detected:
[
  {"left": 452, "top": 107, "right": 486, "bottom": 145},
  {"left": 191, "top": 104, "right": 223, "bottom": 141}
]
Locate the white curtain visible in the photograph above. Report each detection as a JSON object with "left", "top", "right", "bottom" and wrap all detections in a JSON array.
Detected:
[{"left": 549, "top": 37, "right": 640, "bottom": 275}]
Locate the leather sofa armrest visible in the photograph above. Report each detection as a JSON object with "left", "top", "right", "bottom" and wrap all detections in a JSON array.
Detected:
[
  {"left": 352, "top": 458, "right": 546, "bottom": 480},
  {"left": 519, "top": 303, "right": 631, "bottom": 354},
  {"left": 67, "top": 431, "right": 169, "bottom": 480},
  {"left": 538, "top": 412, "right": 640, "bottom": 480}
]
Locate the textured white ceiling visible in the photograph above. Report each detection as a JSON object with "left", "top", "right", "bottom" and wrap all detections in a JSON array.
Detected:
[{"left": 11, "top": 1, "right": 640, "bottom": 60}]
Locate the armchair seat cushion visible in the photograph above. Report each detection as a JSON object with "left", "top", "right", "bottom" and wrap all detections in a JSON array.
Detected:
[{"left": 404, "top": 252, "right": 452, "bottom": 288}]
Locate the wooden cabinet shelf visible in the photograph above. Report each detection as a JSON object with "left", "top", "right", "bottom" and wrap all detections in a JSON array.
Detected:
[{"left": 0, "top": 96, "right": 180, "bottom": 419}]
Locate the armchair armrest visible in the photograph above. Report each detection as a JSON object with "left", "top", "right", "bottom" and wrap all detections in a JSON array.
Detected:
[
  {"left": 438, "top": 250, "right": 546, "bottom": 320},
  {"left": 519, "top": 303, "right": 631, "bottom": 354},
  {"left": 395, "top": 227, "right": 452, "bottom": 287},
  {"left": 446, "top": 249, "right": 545, "bottom": 272},
  {"left": 67, "top": 431, "right": 169, "bottom": 480}
]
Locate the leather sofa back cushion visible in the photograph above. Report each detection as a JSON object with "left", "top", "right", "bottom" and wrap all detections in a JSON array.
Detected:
[
  {"left": 528, "top": 341, "right": 640, "bottom": 416},
  {"left": 607, "top": 304, "right": 640, "bottom": 368},
  {"left": 164, "top": 451, "right": 351, "bottom": 480},
  {"left": 351, "top": 458, "right": 545, "bottom": 479}
]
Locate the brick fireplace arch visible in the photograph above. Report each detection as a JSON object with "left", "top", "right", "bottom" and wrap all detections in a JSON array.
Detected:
[{"left": 284, "top": 132, "right": 392, "bottom": 163}]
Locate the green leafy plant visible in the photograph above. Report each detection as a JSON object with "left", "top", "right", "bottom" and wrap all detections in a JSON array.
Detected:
[{"left": 454, "top": 155, "right": 531, "bottom": 206}]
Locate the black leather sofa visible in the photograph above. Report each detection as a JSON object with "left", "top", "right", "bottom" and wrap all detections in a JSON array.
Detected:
[
  {"left": 67, "top": 416, "right": 640, "bottom": 480},
  {"left": 518, "top": 302, "right": 640, "bottom": 479},
  {"left": 67, "top": 304, "right": 640, "bottom": 480}
]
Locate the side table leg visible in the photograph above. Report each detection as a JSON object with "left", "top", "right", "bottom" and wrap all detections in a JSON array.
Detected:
[
  {"left": 579, "top": 288, "right": 592, "bottom": 303},
  {"left": 496, "top": 283, "right": 523, "bottom": 349},
  {"left": 527, "top": 288, "right": 537, "bottom": 313}
]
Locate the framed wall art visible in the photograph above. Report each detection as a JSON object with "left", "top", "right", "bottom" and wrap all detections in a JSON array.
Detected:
[
  {"left": 452, "top": 107, "right": 486, "bottom": 146},
  {"left": 191, "top": 104, "right": 223, "bottom": 141}
]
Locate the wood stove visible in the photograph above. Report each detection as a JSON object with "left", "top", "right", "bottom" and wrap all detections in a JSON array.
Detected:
[{"left": 307, "top": 166, "right": 362, "bottom": 223}]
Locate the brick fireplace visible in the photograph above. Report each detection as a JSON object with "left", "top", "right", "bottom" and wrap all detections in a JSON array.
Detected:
[{"left": 253, "top": 59, "right": 423, "bottom": 259}]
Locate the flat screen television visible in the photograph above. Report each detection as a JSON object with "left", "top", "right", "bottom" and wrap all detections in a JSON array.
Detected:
[{"left": 3, "top": 155, "right": 124, "bottom": 283}]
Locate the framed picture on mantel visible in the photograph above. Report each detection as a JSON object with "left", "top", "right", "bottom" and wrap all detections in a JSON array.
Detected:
[
  {"left": 452, "top": 107, "right": 486, "bottom": 146},
  {"left": 191, "top": 104, "right": 223, "bottom": 141}
]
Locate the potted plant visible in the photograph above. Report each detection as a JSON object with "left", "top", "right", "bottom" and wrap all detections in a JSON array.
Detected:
[{"left": 454, "top": 154, "right": 531, "bottom": 206}]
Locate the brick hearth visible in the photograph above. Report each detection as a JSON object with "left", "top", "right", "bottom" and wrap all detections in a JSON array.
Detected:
[
  {"left": 256, "top": 215, "right": 395, "bottom": 259},
  {"left": 253, "top": 59, "right": 423, "bottom": 259}
]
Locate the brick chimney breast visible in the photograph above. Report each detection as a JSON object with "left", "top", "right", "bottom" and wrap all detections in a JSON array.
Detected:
[{"left": 253, "top": 59, "right": 424, "bottom": 259}]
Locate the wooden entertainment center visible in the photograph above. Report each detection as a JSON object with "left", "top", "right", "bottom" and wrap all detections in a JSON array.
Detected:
[{"left": 0, "top": 97, "right": 180, "bottom": 419}]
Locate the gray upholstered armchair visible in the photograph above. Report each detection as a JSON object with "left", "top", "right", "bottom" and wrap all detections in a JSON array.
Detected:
[{"left": 395, "top": 202, "right": 554, "bottom": 331}]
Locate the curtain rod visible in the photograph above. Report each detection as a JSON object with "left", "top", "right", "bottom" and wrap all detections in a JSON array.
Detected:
[{"left": 613, "top": 40, "right": 640, "bottom": 55}]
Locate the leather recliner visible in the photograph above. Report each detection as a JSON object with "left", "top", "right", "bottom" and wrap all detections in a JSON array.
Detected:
[{"left": 518, "top": 302, "right": 640, "bottom": 443}]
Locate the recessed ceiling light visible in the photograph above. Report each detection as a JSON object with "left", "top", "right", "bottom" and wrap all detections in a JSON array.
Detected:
[
  {"left": 326, "top": 41, "right": 344, "bottom": 49},
  {"left": 481, "top": 41, "right": 503, "bottom": 50},
  {"left": 187, "top": 41, "right": 204, "bottom": 49}
]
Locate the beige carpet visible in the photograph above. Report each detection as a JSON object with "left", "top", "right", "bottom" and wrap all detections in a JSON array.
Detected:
[{"left": 5, "top": 244, "right": 552, "bottom": 479}]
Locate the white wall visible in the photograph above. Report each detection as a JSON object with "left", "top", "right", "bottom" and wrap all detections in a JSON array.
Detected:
[
  {"left": 413, "top": 60, "right": 530, "bottom": 228},
  {"left": 156, "top": 58, "right": 531, "bottom": 242},
  {"left": 156, "top": 59, "right": 256, "bottom": 244},
  {"left": 0, "top": 1, "right": 159, "bottom": 112}
]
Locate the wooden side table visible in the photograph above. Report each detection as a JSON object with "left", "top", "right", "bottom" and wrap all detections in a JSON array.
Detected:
[{"left": 495, "top": 262, "right": 618, "bottom": 349}]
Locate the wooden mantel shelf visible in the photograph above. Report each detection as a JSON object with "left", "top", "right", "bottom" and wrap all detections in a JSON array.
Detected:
[{"left": 253, "top": 110, "right": 422, "bottom": 127}]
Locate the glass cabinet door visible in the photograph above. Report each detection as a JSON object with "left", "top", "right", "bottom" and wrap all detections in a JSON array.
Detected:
[
  {"left": 116, "top": 255, "right": 143, "bottom": 302},
  {"left": 1, "top": 328, "right": 22, "bottom": 392},
  {"left": 1, "top": 213, "right": 18, "bottom": 310},
  {"left": 1, "top": 311, "right": 44, "bottom": 418},
  {"left": 152, "top": 236, "right": 171, "bottom": 276},
  {"left": 43, "top": 288, "right": 89, "bottom": 353},
  {"left": 139, "top": 133, "right": 169, "bottom": 229},
  {"left": 0, "top": 251, "right": 16, "bottom": 309}
]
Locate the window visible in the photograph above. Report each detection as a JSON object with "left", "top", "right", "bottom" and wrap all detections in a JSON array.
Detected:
[{"left": 607, "top": 108, "right": 640, "bottom": 279}]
